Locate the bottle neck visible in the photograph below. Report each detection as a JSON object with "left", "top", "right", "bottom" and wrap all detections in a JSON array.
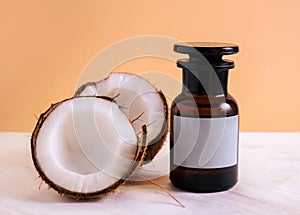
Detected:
[{"left": 182, "top": 68, "right": 229, "bottom": 96}]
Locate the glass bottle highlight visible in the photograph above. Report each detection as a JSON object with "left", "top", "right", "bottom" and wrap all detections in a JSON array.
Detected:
[{"left": 170, "top": 42, "right": 239, "bottom": 192}]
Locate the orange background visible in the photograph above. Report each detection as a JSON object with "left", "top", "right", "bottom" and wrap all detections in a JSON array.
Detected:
[{"left": 0, "top": 0, "right": 299, "bottom": 132}]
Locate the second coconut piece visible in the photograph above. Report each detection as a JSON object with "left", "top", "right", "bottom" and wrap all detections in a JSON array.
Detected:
[{"left": 75, "top": 72, "right": 168, "bottom": 162}]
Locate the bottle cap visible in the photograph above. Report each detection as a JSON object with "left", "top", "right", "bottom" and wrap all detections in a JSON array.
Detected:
[
  {"left": 174, "top": 42, "right": 239, "bottom": 71},
  {"left": 174, "top": 42, "right": 239, "bottom": 94},
  {"left": 174, "top": 42, "right": 239, "bottom": 56}
]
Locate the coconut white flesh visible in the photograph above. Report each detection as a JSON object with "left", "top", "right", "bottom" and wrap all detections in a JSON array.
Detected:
[
  {"left": 77, "top": 73, "right": 166, "bottom": 147},
  {"left": 35, "top": 97, "right": 137, "bottom": 193}
]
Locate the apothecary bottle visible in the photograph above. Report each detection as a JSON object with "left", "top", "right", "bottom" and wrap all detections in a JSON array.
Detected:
[{"left": 170, "top": 42, "right": 239, "bottom": 192}]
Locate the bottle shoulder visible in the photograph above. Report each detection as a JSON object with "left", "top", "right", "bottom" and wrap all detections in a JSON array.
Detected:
[{"left": 171, "top": 93, "right": 238, "bottom": 117}]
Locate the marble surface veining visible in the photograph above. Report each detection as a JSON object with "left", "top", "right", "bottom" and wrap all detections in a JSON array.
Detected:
[{"left": 0, "top": 132, "right": 299, "bottom": 215}]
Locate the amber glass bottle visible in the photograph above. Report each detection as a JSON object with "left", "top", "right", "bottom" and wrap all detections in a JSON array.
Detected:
[{"left": 170, "top": 42, "right": 239, "bottom": 192}]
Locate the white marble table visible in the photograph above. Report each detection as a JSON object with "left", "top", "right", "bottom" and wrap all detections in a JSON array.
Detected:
[{"left": 0, "top": 132, "right": 300, "bottom": 214}]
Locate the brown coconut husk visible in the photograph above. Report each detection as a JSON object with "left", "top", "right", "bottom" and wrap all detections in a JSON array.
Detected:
[{"left": 142, "top": 90, "right": 168, "bottom": 163}]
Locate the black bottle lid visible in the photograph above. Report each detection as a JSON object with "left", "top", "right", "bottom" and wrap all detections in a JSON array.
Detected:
[
  {"left": 174, "top": 42, "right": 239, "bottom": 56},
  {"left": 174, "top": 42, "right": 239, "bottom": 95},
  {"left": 174, "top": 42, "right": 239, "bottom": 71}
]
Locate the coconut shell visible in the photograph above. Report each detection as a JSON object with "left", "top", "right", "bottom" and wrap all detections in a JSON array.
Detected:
[
  {"left": 142, "top": 90, "right": 168, "bottom": 163},
  {"left": 75, "top": 73, "right": 169, "bottom": 164},
  {"left": 31, "top": 97, "right": 148, "bottom": 200}
]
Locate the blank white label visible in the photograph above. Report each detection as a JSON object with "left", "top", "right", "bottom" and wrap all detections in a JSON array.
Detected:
[{"left": 173, "top": 115, "right": 238, "bottom": 169}]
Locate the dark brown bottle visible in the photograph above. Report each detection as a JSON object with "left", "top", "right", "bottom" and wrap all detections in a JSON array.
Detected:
[{"left": 170, "top": 42, "right": 239, "bottom": 192}]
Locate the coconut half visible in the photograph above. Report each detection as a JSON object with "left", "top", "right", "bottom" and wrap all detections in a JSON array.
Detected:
[
  {"left": 75, "top": 72, "right": 168, "bottom": 162},
  {"left": 31, "top": 96, "right": 148, "bottom": 199}
]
